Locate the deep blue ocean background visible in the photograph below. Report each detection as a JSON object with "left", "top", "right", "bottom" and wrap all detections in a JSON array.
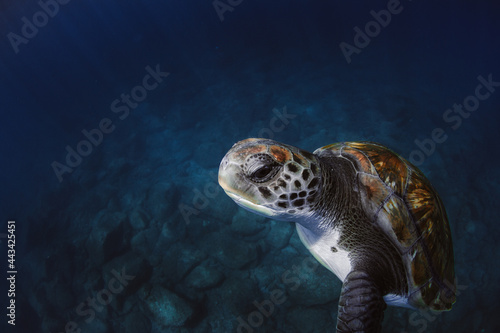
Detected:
[{"left": 1, "top": 0, "right": 499, "bottom": 332}]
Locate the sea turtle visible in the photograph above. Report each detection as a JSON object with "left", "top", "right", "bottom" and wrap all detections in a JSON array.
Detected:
[{"left": 218, "top": 138, "right": 456, "bottom": 332}]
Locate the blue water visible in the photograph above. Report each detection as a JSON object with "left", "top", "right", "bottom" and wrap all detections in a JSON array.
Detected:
[{"left": 0, "top": 0, "right": 499, "bottom": 332}]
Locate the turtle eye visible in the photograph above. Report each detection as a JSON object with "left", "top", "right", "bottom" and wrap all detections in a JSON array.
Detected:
[
  {"left": 251, "top": 165, "right": 273, "bottom": 180},
  {"left": 245, "top": 154, "right": 281, "bottom": 183}
]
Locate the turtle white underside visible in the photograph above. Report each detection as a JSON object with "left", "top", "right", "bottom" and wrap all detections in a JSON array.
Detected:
[
  {"left": 383, "top": 293, "right": 414, "bottom": 309},
  {"left": 295, "top": 223, "right": 413, "bottom": 309},
  {"left": 295, "top": 223, "right": 352, "bottom": 282}
]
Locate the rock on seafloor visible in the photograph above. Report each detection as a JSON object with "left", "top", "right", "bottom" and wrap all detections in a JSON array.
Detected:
[
  {"left": 201, "top": 232, "right": 258, "bottom": 269},
  {"left": 102, "top": 251, "right": 153, "bottom": 298},
  {"left": 184, "top": 262, "right": 225, "bottom": 290},
  {"left": 85, "top": 210, "right": 131, "bottom": 266},
  {"left": 286, "top": 306, "right": 334, "bottom": 332},
  {"left": 157, "top": 242, "right": 207, "bottom": 284},
  {"left": 121, "top": 310, "right": 152, "bottom": 333},
  {"left": 140, "top": 284, "right": 195, "bottom": 327}
]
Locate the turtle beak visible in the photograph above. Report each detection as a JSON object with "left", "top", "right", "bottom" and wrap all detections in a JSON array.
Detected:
[
  {"left": 218, "top": 153, "right": 259, "bottom": 203},
  {"left": 218, "top": 155, "right": 232, "bottom": 192},
  {"left": 218, "top": 155, "right": 245, "bottom": 198},
  {"left": 218, "top": 155, "right": 278, "bottom": 218}
]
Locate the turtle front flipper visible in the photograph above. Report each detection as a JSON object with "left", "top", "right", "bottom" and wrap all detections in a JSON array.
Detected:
[{"left": 337, "top": 271, "right": 387, "bottom": 333}]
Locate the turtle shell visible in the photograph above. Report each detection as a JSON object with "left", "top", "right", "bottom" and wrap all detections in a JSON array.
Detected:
[{"left": 314, "top": 142, "right": 456, "bottom": 311}]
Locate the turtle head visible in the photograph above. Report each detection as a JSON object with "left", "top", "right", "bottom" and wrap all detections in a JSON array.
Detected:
[{"left": 219, "top": 138, "right": 322, "bottom": 221}]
